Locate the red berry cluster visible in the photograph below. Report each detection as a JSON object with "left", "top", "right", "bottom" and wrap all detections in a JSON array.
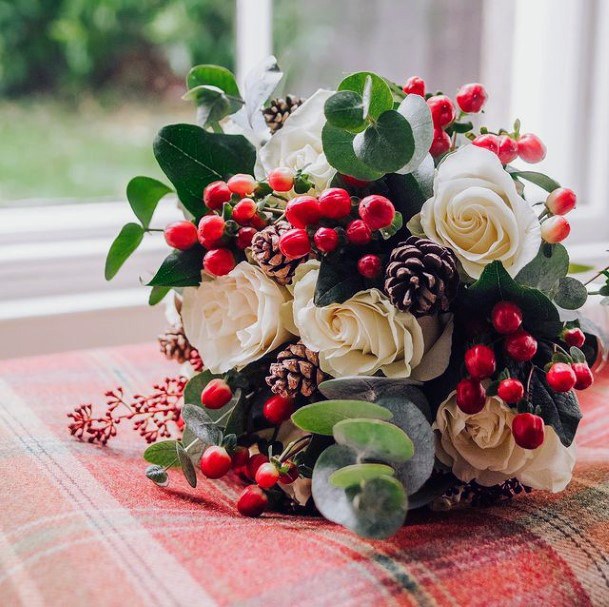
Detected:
[
  {"left": 472, "top": 131, "right": 546, "bottom": 165},
  {"left": 539, "top": 187, "right": 577, "bottom": 244}
]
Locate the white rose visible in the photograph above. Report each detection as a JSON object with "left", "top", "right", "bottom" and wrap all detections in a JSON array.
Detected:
[
  {"left": 255, "top": 89, "right": 336, "bottom": 193},
  {"left": 420, "top": 145, "right": 540, "bottom": 279},
  {"left": 287, "top": 262, "right": 451, "bottom": 379},
  {"left": 434, "top": 392, "right": 576, "bottom": 491},
  {"left": 182, "top": 262, "right": 294, "bottom": 373}
]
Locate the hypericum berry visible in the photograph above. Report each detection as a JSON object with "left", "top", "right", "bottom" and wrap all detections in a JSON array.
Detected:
[
  {"left": 465, "top": 344, "right": 496, "bottom": 379},
  {"left": 201, "top": 378, "right": 233, "bottom": 409},
  {"left": 512, "top": 413, "right": 545, "bottom": 449},
  {"left": 286, "top": 195, "right": 322, "bottom": 228},
  {"left": 279, "top": 462, "right": 299, "bottom": 485},
  {"left": 246, "top": 453, "right": 269, "bottom": 481},
  {"left": 204, "top": 181, "right": 231, "bottom": 211},
  {"left": 268, "top": 167, "right": 294, "bottom": 192},
  {"left": 427, "top": 95, "right": 456, "bottom": 128},
  {"left": 346, "top": 219, "right": 372, "bottom": 245},
  {"left": 318, "top": 188, "right": 352, "bottom": 219},
  {"left": 232, "top": 198, "right": 257, "bottom": 225},
  {"left": 546, "top": 362, "right": 577, "bottom": 392},
  {"left": 563, "top": 327, "right": 586, "bottom": 348},
  {"left": 203, "top": 248, "right": 236, "bottom": 277},
  {"left": 497, "top": 135, "right": 519, "bottom": 165},
  {"left": 491, "top": 301, "right": 523, "bottom": 335},
  {"left": 572, "top": 362, "right": 594, "bottom": 390},
  {"left": 541, "top": 216, "right": 570, "bottom": 244},
  {"left": 278, "top": 228, "right": 311, "bottom": 259},
  {"left": 505, "top": 330, "right": 538, "bottom": 362},
  {"left": 237, "top": 485, "right": 268, "bottom": 517},
  {"left": 341, "top": 174, "right": 370, "bottom": 189},
  {"left": 255, "top": 462, "right": 280, "bottom": 489},
  {"left": 456, "top": 378, "right": 486, "bottom": 414},
  {"left": 227, "top": 173, "right": 256, "bottom": 196},
  {"left": 263, "top": 395, "right": 294, "bottom": 425},
  {"left": 200, "top": 446, "right": 232, "bottom": 479},
  {"left": 403, "top": 76, "right": 425, "bottom": 96},
  {"left": 472, "top": 134, "right": 499, "bottom": 155},
  {"left": 358, "top": 195, "right": 395, "bottom": 230},
  {"left": 357, "top": 254, "right": 382, "bottom": 279},
  {"left": 429, "top": 127, "right": 451, "bottom": 157},
  {"left": 231, "top": 445, "right": 250, "bottom": 469},
  {"left": 497, "top": 378, "right": 525, "bottom": 404},
  {"left": 250, "top": 214, "right": 268, "bottom": 230},
  {"left": 236, "top": 226, "right": 257, "bottom": 250},
  {"left": 198, "top": 214, "right": 226, "bottom": 247},
  {"left": 314, "top": 227, "right": 339, "bottom": 253},
  {"left": 164, "top": 221, "right": 198, "bottom": 250},
  {"left": 546, "top": 188, "right": 576, "bottom": 216},
  {"left": 517, "top": 133, "right": 546, "bottom": 163},
  {"left": 455, "top": 82, "right": 488, "bottom": 113}
]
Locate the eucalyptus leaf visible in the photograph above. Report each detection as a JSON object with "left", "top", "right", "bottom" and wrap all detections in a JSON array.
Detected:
[
  {"left": 554, "top": 277, "right": 588, "bottom": 310},
  {"left": 515, "top": 244, "right": 569, "bottom": 294},
  {"left": 395, "top": 94, "right": 434, "bottom": 174},
  {"left": 338, "top": 72, "right": 393, "bottom": 120},
  {"left": 186, "top": 64, "right": 240, "bottom": 96},
  {"left": 145, "top": 464, "right": 169, "bottom": 486},
  {"left": 324, "top": 91, "right": 365, "bottom": 131},
  {"left": 329, "top": 463, "right": 395, "bottom": 488},
  {"left": 126, "top": 176, "right": 172, "bottom": 229},
  {"left": 176, "top": 442, "right": 198, "bottom": 488},
  {"left": 181, "top": 426, "right": 205, "bottom": 465},
  {"left": 143, "top": 440, "right": 180, "bottom": 468},
  {"left": 147, "top": 246, "right": 204, "bottom": 287},
  {"left": 105, "top": 223, "right": 144, "bottom": 280},
  {"left": 242, "top": 56, "right": 283, "bottom": 130},
  {"left": 181, "top": 403, "right": 222, "bottom": 446},
  {"left": 183, "top": 85, "right": 244, "bottom": 126}
]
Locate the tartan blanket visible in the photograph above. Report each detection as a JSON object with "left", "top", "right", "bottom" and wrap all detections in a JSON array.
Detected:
[{"left": 0, "top": 344, "right": 608, "bottom": 607}]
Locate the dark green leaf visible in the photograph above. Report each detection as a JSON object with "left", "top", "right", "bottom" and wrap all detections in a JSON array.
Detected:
[
  {"left": 329, "top": 463, "right": 395, "bottom": 488},
  {"left": 143, "top": 440, "right": 180, "bottom": 468},
  {"left": 186, "top": 64, "right": 240, "bottom": 97},
  {"left": 181, "top": 403, "right": 222, "bottom": 446},
  {"left": 126, "top": 176, "right": 172, "bottom": 229},
  {"left": 554, "top": 277, "right": 588, "bottom": 309},
  {"left": 509, "top": 170, "right": 561, "bottom": 192},
  {"left": 147, "top": 246, "right": 204, "bottom": 287},
  {"left": 148, "top": 286, "right": 170, "bottom": 306},
  {"left": 145, "top": 464, "right": 168, "bottom": 486},
  {"left": 314, "top": 255, "right": 366, "bottom": 306},
  {"left": 324, "top": 91, "right": 365, "bottom": 131},
  {"left": 408, "top": 473, "right": 456, "bottom": 510},
  {"left": 105, "top": 223, "right": 144, "bottom": 280},
  {"left": 338, "top": 72, "right": 394, "bottom": 120},
  {"left": 448, "top": 121, "right": 474, "bottom": 134},
  {"left": 176, "top": 442, "right": 198, "bottom": 488},
  {"left": 515, "top": 244, "right": 569, "bottom": 294},
  {"left": 183, "top": 86, "right": 244, "bottom": 126},
  {"left": 183, "top": 371, "right": 218, "bottom": 405}
]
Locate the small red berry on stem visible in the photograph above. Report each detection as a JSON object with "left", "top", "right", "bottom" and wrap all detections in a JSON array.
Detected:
[
  {"left": 472, "top": 134, "right": 499, "bottom": 155},
  {"left": 231, "top": 445, "right": 250, "bottom": 469},
  {"left": 247, "top": 453, "right": 269, "bottom": 481},
  {"left": 263, "top": 395, "right": 294, "bottom": 425},
  {"left": 496, "top": 135, "right": 519, "bottom": 165},
  {"left": 279, "top": 228, "right": 311, "bottom": 260},
  {"left": 346, "top": 219, "right": 372, "bottom": 245},
  {"left": 232, "top": 198, "right": 257, "bottom": 225},
  {"left": 204, "top": 181, "right": 232, "bottom": 211},
  {"left": 357, "top": 254, "right": 382, "bottom": 279},
  {"left": 279, "top": 462, "right": 299, "bottom": 485},
  {"left": 517, "top": 133, "right": 546, "bottom": 163},
  {"left": 203, "top": 248, "right": 236, "bottom": 277},
  {"left": 497, "top": 378, "right": 525, "bottom": 404},
  {"left": 358, "top": 195, "right": 395, "bottom": 230},
  {"left": 505, "top": 330, "right": 538, "bottom": 362},
  {"left": 456, "top": 378, "right": 486, "bottom": 414},
  {"left": 227, "top": 174, "right": 256, "bottom": 196},
  {"left": 255, "top": 462, "right": 280, "bottom": 489},
  {"left": 572, "top": 363, "right": 593, "bottom": 390},
  {"left": 250, "top": 214, "right": 268, "bottom": 230},
  {"left": 492, "top": 301, "right": 523, "bottom": 334},
  {"left": 546, "top": 362, "right": 577, "bottom": 392},
  {"left": 198, "top": 215, "right": 226, "bottom": 247},
  {"left": 512, "top": 413, "right": 545, "bottom": 449},
  {"left": 200, "top": 446, "right": 232, "bottom": 479},
  {"left": 268, "top": 167, "right": 294, "bottom": 192},
  {"left": 427, "top": 95, "right": 456, "bottom": 128},
  {"left": 318, "top": 188, "right": 352, "bottom": 219},
  {"left": 429, "top": 127, "right": 451, "bottom": 157},
  {"left": 201, "top": 378, "right": 233, "bottom": 409},
  {"left": 455, "top": 83, "right": 488, "bottom": 114},
  {"left": 541, "top": 216, "right": 570, "bottom": 244},
  {"left": 164, "top": 221, "right": 198, "bottom": 250},
  {"left": 546, "top": 188, "right": 576, "bottom": 216},
  {"left": 465, "top": 344, "right": 496, "bottom": 379},
  {"left": 236, "top": 226, "right": 257, "bottom": 250},
  {"left": 563, "top": 327, "right": 585, "bottom": 348},
  {"left": 403, "top": 76, "right": 426, "bottom": 96},
  {"left": 237, "top": 485, "right": 268, "bottom": 517},
  {"left": 314, "top": 227, "right": 340, "bottom": 253},
  {"left": 286, "top": 195, "right": 322, "bottom": 228}
]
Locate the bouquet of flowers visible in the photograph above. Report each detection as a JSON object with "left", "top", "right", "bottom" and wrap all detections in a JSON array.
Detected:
[{"left": 70, "top": 58, "right": 609, "bottom": 539}]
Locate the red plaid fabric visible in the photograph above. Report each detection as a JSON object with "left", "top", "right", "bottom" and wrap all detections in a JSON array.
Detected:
[{"left": 1, "top": 343, "right": 608, "bottom": 606}]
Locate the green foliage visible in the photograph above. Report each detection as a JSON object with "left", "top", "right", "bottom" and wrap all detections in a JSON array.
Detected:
[
  {"left": 126, "top": 176, "right": 173, "bottom": 229},
  {"left": 104, "top": 223, "right": 144, "bottom": 280},
  {"left": 147, "top": 247, "right": 204, "bottom": 287},
  {"left": 509, "top": 170, "right": 561, "bottom": 192},
  {"left": 314, "top": 255, "right": 366, "bottom": 306},
  {"left": 176, "top": 442, "right": 197, "bottom": 488},
  {"left": 145, "top": 464, "right": 168, "bottom": 486},
  {"left": 329, "top": 463, "right": 395, "bottom": 488},
  {"left": 148, "top": 286, "right": 170, "bottom": 306},
  {"left": 324, "top": 91, "right": 365, "bottom": 131},
  {"left": 181, "top": 404, "right": 222, "bottom": 446},
  {"left": 338, "top": 72, "right": 393, "bottom": 120},
  {"left": 143, "top": 440, "right": 180, "bottom": 468}
]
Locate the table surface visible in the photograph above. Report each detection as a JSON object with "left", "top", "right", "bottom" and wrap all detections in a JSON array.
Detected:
[{"left": 0, "top": 343, "right": 608, "bottom": 607}]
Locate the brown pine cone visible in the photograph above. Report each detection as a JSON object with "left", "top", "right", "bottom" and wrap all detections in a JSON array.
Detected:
[
  {"left": 266, "top": 342, "right": 326, "bottom": 398},
  {"left": 263, "top": 95, "right": 304, "bottom": 134},
  {"left": 158, "top": 325, "right": 193, "bottom": 364},
  {"left": 251, "top": 221, "right": 303, "bottom": 285},
  {"left": 384, "top": 236, "right": 459, "bottom": 316}
]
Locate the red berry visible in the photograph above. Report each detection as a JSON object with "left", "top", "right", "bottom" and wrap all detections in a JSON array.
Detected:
[
  {"left": 512, "top": 413, "right": 545, "bottom": 449},
  {"left": 464, "top": 344, "right": 496, "bottom": 379},
  {"left": 227, "top": 173, "right": 256, "bottom": 196},
  {"left": 250, "top": 214, "right": 268, "bottom": 230},
  {"left": 497, "top": 378, "right": 525, "bottom": 404},
  {"left": 541, "top": 216, "right": 570, "bottom": 244},
  {"left": 517, "top": 133, "right": 546, "bottom": 163},
  {"left": 164, "top": 221, "right": 198, "bottom": 250},
  {"left": 201, "top": 378, "right": 233, "bottom": 409},
  {"left": 341, "top": 174, "right": 370, "bottom": 189},
  {"left": 247, "top": 454, "right": 269, "bottom": 480},
  {"left": 278, "top": 228, "right": 311, "bottom": 260},
  {"left": 496, "top": 135, "right": 519, "bottom": 165},
  {"left": 563, "top": 327, "right": 585, "bottom": 348},
  {"left": 198, "top": 215, "right": 226, "bottom": 247},
  {"left": 231, "top": 446, "right": 250, "bottom": 469},
  {"left": 403, "top": 76, "right": 426, "bottom": 96},
  {"left": 455, "top": 83, "right": 488, "bottom": 113},
  {"left": 546, "top": 362, "right": 576, "bottom": 392},
  {"left": 200, "top": 446, "right": 232, "bottom": 479},
  {"left": 429, "top": 127, "right": 451, "bottom": 157},
  {"left": 358, "top": 195, "right": 395, "bottom": 230},
  {"left": 204, "top": 181, "right": 231, "bottom": 211},
  {"left": 237, "top": 485, "right": 268, "bottom": 517},
  {"left": 472, "top": 134, "right": 500, "bottom": 155},
  {"left": 491, "top": 301, "right": 523, "bottom": 334},
  {"left": 314, "top": 227, "right": 339, "bottom": 253},
  {"left": 357, "top": 254, "right": 382, "bottom": 279},
  {"left": 286, "top": 195, "right": 322, "bottom": 228},
  {"left": 427, "top": 95, "right": 456, "bottom": 128},
  {"left": 255, "top": 462, "right": 280, "bottom": 489},
  {"left": 232, "top": 198, "right": 257, "bottom": 225},
  {"left": 263, "top": 395, "right": 294, "bottom": 425},
  {"left": 546, "top": 188, "right": 576, "bottom": 216},
  {"left": 279, "top": 462, "right": 299, "bottom": 485},
  {"left": 318, "top": 188, "right": 352, "bottom": 219},
  {"left": 268, "top": 167, "right": 294, "bottom": 192},
  {"left": 456, "top": 378, "right": 486, "bottom": 414},
  {"left": 346, "top": 219, "right": 372, "bottom": 245},
  {"left": 505, "top": 330, "right": 538, "bottom": 362},
  {"left": 203, "top": 248, "right": 236, "bottom": 277},
  {"left": 236, "top": 227, "right": 257, "bottom": 250},
  {"left": 572, "top": 362, "right": 594, "bottom": 390}
]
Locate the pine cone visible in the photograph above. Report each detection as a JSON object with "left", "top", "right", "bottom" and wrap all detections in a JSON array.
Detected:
[
  {"left": 384, "top": 236, "right": 459, "bottom": 316},
  {"left": 251, "top": 221, "right": 302, "bottom": 285},
  {"left": 158, "top": 325, "right": 193, "bottom": 364},
  {"left": 263, "top": 95, "right": 304, "bottom": 134},
  {"left": 266, "top": 342, "right": 326, "bottom": 398}
]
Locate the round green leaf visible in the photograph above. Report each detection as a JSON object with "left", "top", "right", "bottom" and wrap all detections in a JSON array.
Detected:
[
  {"left": 145, "top": 464, "right": 169, "bottom": 487},
  {"left": 333, "top": 418, "right": 414, "bottom": 463},
  {"left": 187, "top": 64, "right": 240, "bottom": 97},
  {"left": 353, "top": 110, "right": 414, "bottom": 173},
  {"left": 143, "top": 440, "right": 180, "bottom": 468},
  {"left": 183, "top": 85, "right": 244, "bottom": 126},
  {"left": 329, "top": 463, "right": 395, "bottom": 488},
  {"left": 338, "top": 72, "right": 393, "bottom": 120},
  {"left": 324, "top": 91, "right": 365, "bottom": 131},
  {"left": 554, "top": 276, "right": 588, "bottom": 310},
  {"left": 105, "top": 223, "right": 144, "bottom": 281}
]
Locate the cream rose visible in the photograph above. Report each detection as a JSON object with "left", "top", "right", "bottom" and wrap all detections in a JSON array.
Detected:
[
  {"left": 255, "top": 89, "right": 336, "bottom": 193},
  {"left": 182, "top": 262, "right": 294, "bottom": 374},
  {"left": 434, "top": 393, "right": 576, "bottom": 491},
  {"left": 420, "top": 145, "right": 540, "bottom": 279},
  {"left": 286, "top": 262, "right": 451, "bottom": 379}
]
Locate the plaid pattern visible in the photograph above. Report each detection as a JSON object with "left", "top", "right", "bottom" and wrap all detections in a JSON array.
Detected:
[{"left": 0, "top": 344, "right": 608, "bottom": 607}]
